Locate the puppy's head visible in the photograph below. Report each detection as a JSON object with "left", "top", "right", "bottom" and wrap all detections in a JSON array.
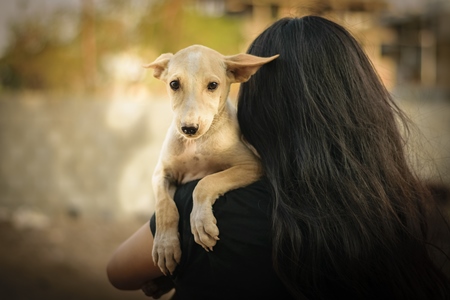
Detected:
[{"left": 145, "top": 45, "right": 278, "bottom": 139}]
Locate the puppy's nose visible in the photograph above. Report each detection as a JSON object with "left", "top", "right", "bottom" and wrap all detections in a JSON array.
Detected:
[{"left": 181, "top": 125, "right": 198, "bottom": 135}]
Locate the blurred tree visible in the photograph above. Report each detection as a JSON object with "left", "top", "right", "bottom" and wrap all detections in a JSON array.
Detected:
[
  {"left": 0, "top": 9, "right": 85, "bottom": 91},
  {"left": 136, "top": 0, "right": 245, "bottom": 55},
  {"left": 81, "top": 0, "right": 97, "bottom": 91},
  {"left": 0, "top": 0, "right": 244, "bottom": 93}
]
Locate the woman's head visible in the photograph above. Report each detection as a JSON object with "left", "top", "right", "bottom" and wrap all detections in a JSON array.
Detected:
[
  {"left": 238, "top": 16, "right": 414, "bottom": 234},
  {"left": 238, "top": 16, "right": 404, "bottom": 179},
  {"left": 237, "top": 16, "right": 450, "bottom": 299}
]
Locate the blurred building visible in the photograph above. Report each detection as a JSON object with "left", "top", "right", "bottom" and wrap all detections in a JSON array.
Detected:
[
  {"left": 197, "top": 0, "right": 450, "bottom": 97},
  {"left": 381, "top": 0, "right": 450, "bottom": 98}
]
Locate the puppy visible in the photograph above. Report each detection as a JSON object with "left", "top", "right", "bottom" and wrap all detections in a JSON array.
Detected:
[{"left": 144, "top": 45, "right": 278, "bottom": 274}]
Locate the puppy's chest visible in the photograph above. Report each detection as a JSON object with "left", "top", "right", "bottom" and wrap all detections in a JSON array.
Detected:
[{"left": 169, "top": 140, "right": 230, "bottom": 184}]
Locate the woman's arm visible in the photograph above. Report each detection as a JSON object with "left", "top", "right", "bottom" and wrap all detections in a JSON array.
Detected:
[{"left": 106, "top": 221, "right": 164, "bottom": 290}]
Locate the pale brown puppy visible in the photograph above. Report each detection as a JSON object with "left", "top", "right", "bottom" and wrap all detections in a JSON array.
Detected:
[{"left": 144, "top": 45, "right": 278, "bottom": 275}]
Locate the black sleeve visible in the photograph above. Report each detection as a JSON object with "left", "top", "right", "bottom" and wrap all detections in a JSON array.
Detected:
[{"left": 150, "top": 179, "right": 294, "bottom": 300}]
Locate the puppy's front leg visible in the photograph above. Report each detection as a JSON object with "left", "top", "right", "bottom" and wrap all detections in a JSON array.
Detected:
[
  {"left": 152, "top": 171, "right": 181, "bottom": 275},
  {"left": 190, "top": 164, "right": 262, "bottom": 251}
]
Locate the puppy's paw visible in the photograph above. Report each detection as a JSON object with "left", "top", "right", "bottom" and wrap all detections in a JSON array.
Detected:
[
  {"left": 152, "top": 231, "right": 182, "bottom": 275},
  {"left": 190, "top": 204, "right": 220, "bottom": 251}
]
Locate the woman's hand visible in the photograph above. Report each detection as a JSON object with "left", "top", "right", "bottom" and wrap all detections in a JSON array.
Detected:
[{"left": 141, "top": 276, "right": 175, "bottom": 298}]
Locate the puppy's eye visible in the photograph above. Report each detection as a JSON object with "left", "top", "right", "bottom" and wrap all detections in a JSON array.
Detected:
[
  {"left": 170, "top": 80, "right": 180, "bottom": 91},
  {"left": 207, "top": 82, "right": 218, "bottom": 91}
]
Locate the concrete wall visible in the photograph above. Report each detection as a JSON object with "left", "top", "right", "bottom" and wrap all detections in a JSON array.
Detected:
[
  {"left": 0, "top": 91, "right": 172, "bottom": 221},
  {"left": 0, "top": 90, "right": 449, "bottom": 223},
  {"left": 395, "top": 91, "right": 450, "bottom": 185}
]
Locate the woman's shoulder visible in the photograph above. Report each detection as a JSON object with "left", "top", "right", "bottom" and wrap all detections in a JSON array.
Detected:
[
  {"left": 174, "top": 178, "right": 271, "bottom": 208},
  {"left": 172, "top": 178, "right": 292, "bottom": 300}
]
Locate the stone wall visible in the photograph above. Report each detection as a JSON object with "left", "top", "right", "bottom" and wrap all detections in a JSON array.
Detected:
[
  {"left": 0, "top": 91, "right": 449, "bottom": 223},
  {"left": 395, "top": 91, "right": 450, "bottom": 186},
  {"left": 0, "top": 91, "right": 172, "bottom": 221}
]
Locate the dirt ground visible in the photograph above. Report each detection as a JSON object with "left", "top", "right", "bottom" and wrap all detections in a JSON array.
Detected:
[
  {"left": 0, "top": 213, "right": 173, "bottom": 300},
  {"left": 0, "top": 183, "right": 449, "bottom": 300}
]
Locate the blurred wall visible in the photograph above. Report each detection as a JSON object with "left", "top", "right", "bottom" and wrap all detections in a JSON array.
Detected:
[
  {"left": 0, "top": 90, "right": 172, "bottom": 221},
  {"left": 0, "top": 0, "right": 449, "bottom": 221}
]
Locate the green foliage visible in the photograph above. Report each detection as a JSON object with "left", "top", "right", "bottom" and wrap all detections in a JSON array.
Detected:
[
  {"left": 0, "top": 0, "right": 245, "bottom": 92},
  {"left": 0, "top": 10, "right": 87, "bottom": 91},
  {"left": 180, "top": 8, "right": 245, "bottom": 54},
  {"left": 136, "top": 1, "right": 244, "bottom": 54}
]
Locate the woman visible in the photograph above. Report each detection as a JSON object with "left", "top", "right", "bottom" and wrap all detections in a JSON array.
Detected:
[{"left": 107, "top": 16, "right": 450, "bottom": 299}]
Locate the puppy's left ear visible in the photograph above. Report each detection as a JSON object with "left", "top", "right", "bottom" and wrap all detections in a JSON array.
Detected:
[
  {"left": 143, "top": 53, "right": 173, "bottom": 79},
  {"left": 225, "top": 53, "right": 279, "bottom": 83}
]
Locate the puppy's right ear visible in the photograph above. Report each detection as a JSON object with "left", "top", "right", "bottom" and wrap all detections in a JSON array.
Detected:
[{"left": 143, "top": 53, "right": 173, "bottom": 79}]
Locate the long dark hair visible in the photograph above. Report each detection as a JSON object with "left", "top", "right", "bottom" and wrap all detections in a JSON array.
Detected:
[{"left": 237, "top": 16, "right": 450, "bottom": 299}]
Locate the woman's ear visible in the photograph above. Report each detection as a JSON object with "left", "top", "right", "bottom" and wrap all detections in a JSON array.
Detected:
[
  {"left": 224, "top": 53, "right": 279, "bottom": 83},
  {"left": 143, "top": 53, "right": 173, "bottom": 80}
]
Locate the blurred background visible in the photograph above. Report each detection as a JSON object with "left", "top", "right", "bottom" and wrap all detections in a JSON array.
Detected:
[{"left": 0, "top": 0, "right": 449, "bottom": 299}]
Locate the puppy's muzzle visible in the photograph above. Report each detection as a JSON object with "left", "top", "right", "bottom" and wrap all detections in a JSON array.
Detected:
[{"left": 181, "top": 125, "right": 199, "bottom": 136}]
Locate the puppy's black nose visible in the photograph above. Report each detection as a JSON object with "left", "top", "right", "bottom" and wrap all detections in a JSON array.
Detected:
[{"left": 181, "top": 126, "right": 198, "bottom": 135}]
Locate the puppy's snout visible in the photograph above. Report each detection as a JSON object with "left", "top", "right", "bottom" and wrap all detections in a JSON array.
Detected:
[{"left": 181, "top": 125, "right": 199, "bottom": 136}]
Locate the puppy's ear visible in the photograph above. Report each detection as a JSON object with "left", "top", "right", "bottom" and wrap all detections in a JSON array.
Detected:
[
  {"left": 143, "top": 53, "right": 173, "bottom": 79},
  {"left": 224, "top": 53, "right": 279, "bottom": 83}
]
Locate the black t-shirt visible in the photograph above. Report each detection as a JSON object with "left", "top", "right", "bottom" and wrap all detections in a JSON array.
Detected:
[{"left": 150, "top": 179, "right": 294, "bottom": 300}]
